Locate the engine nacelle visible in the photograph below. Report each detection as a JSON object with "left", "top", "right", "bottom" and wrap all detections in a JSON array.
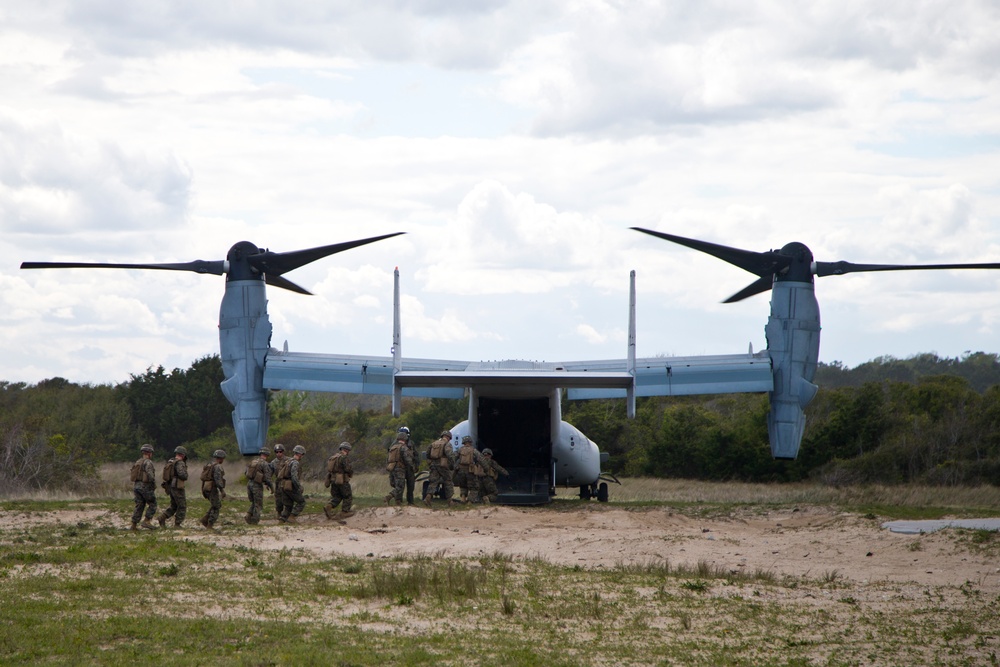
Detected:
[
  {"left": 765, "top": 280, "right": 820, "bottom": 459},
  {"left": 218, "top": 279, "right": 271, "bottom": 455}
]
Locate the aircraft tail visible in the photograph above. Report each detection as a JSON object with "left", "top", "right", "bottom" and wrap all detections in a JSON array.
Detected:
[
  {"left": 627, "top": 270, "right": 636, "bottom": 418},
  {"left": 392, "top": 267, "right": 402, "bottom": 417}
]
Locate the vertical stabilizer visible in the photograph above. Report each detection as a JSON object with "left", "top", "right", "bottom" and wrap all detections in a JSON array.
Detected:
[
  {"left": 392, "top": 267, "right": 402, "bottom": 417},
  {"left": 627, "top": 270, "right": 637, "bottom": 418}
]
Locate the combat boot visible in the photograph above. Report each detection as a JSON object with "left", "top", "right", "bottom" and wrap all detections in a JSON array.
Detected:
[
  {"left": 130, "top": 522, "right": 138, "bottom": 531},
  {"left": 384, "top": 495, "right": 394, "bottom": 506},
  {"left": 286, "top": 515, "right": 298, "bottom": 524},
  {"left": 483, "top": 497, "right": 491, "bottom": 505},
  {"left": 323, "top": 505, "right": 334, "bottom": 520},
  {"left": 340, "top": 510, "right": 355, "bottom": 518},
  {"left": 199, "top": 515, "right": 209, "bottom": 528},
  {"left": 156, "top": 513, "right": 167, "bottom": 528},
  {"left": 174, "top": 519, "right": 183, "bottom": 528},
  {"left": 141, "top": 519, "right": 158, "bottom": 530},
  {"left": 423, "top": 494, "right": 432, "bottom": 508}
]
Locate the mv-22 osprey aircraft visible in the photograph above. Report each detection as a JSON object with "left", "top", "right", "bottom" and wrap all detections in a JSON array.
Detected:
[{"left": 21, "top": 230, "right": 1000, "bottom": 504}]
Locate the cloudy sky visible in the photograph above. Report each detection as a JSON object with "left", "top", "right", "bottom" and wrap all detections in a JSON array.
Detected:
[{"left": 3, "top": 1, "right": 1000, "bottom": 386}]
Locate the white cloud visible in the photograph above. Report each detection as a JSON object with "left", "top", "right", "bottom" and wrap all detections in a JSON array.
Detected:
[{"left": 4, "top": 1, "right": 1000, "bottom": 384}]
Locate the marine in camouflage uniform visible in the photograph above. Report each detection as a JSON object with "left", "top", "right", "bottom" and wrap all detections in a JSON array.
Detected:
[
  {"left": 477, "top": 448, "right": 509, "bottom": 504},
  {"left": 324, "top": 442, "right": 355, "bottom": 520},
  {"left": 398, "top": 427, "right": 419, "bottom": 505},
  {"left": 200, "top": 450, "right": 227, "bottom": 529},
  {"left": 156, "top": 445, "right": 189, "bottom": 527},
  {"left": 270, "top": 444, "right": 288, "bottom": 519},
  {"left": 383, "top": 436, "right": 412, "bottom": 506},
  {"left": 423, "top": 430, "right": 456, "bottom": 507},
  {"left": 454, "top": 436, "right": 485, "bottom": 504},
  {"left": 245, "top": 447, "right": 273, "bottom": 524},
  {"left": 131, "top": 443, "right": 158, "bottom": 530},
  {"left": 278, "top": 445, "right": 307, "bottom": 523}
]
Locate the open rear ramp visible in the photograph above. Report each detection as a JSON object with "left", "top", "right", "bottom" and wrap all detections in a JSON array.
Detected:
[{"left": 477, "top": 396, "right": 552, "bottom": 505}]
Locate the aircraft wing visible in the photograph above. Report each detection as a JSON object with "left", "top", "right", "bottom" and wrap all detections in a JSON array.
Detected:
[
  {"left": 263, "top": 348, "right": 772, "bottom": 399},
  {"left": 263, "top": 350, "right": 468, "bottom": 398},
  {"left": 560, "top": 352, "right": 773, "bottom": 399}
]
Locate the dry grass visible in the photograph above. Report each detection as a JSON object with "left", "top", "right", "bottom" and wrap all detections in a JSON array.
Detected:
[
  {"left": 607, "top": 476, "right": 1000, "bottom": 510},
  {"left": 9, "top": 465, "right": 1000, "bottom": 516}
]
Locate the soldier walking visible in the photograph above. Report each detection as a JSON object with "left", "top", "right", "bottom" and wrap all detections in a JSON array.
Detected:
[
  {"left": 199, "top": 449, "right": 227, "bottom": 529},
  {"left": 454, "top": 436, "right": 485, "bottom": 504},
  {"left": 423, "top": 430, "right": 456, "bottom": 507},
  {"left": 130, "top": 443, "right": 158, "bottom": 530},
  {"left": 324, "top": 442, "right": 355, "bottom": 520},
  {"left": 278, "top": 445, "right": 306, "bottom": 523},
  {"left": 270, "top": 444, "right": 288, "bottom": 519},
  {"left": 477, "top": 448, "right": 509, "bottom": 504},
  {"left": 156, "top": 445, "right": 189, "bottom": 527},
  {"left": 245, "top": 447, "right": 273, "bottom": 524},
  {"left": 397, "top": 427, "right": 418, "bottom": 505},
  {"left": 384, "top": 434, "right": 411, "bottom": 506}
]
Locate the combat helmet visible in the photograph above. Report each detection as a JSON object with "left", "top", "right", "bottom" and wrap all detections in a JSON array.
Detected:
[
  {"left": 339, "top": 442, "right": 352, "bottom": 452},
  {"left": 213, "top": 449, "right": 226, "bottom": 459},
  {"left": 440, "top": 430, "right": 452, "bottom": 438},
  {"left": 273, "top": 444, "right": 285, "bottom": 453},
  {"left": 259, "top": 446, "right": 270, "bottom": 455},
  {"left": 461, "top": 435, "right": 473, "bottom": 444},
  {"left": 174, "top": 445, "right": 187, "bottom": 456},
  {"left": 292, "top": 445, "right": 306, "bottom": 455},
  {"left": 482, "top": 448, "right": 493, "bottom": 456},
  {"left": 140, "top": 443, "right": 154, "bottom": 453}
]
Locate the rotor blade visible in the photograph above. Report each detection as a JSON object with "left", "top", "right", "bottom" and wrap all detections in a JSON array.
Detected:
[
  {"left": 815, "top": 260, "right": 1000, "bottom": 277},
  {"left": 249, "top": 232, "right": 405, "bottom": 276},
  {"left": 723, "top": 276, "right": 775, "bottom": 303},
  {"left": 631, "top": 228, "right": 791, "bottom": 277},
  {"left": 20, "top": 259, "right": 226, "bottom": 275},
  {"left": 265, "top": 273, "right": 312, "bottom": 295}
]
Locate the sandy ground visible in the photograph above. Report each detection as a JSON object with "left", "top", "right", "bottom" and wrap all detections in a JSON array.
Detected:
[
  {"left": 6, "top": 503, "right": 998, "bottom": 594},
  {"left": 215, "top": 504, "right": 1000, "bottom": 592}
]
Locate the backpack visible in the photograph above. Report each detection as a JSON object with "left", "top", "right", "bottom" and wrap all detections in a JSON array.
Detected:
[
  {"left": 247, "top": 458, "right": 265, "bottom": 484},
  {"left": 429, "top": 438, "right": 445, "bottom": 460},
  {"left": 200, "top": 463, "right": 214, "bottom": 482},
  {"left": 327, "top": 453, "right": 341, "bottom": 474},
  {"left": 459, "top": 446, "right": 475, "bottom": 467},
  {"left": 162, "top": 459, "right": 175, "bottom": 483},
  {"left": 129, "top": 460, "right": 143, "bottom": 482}
]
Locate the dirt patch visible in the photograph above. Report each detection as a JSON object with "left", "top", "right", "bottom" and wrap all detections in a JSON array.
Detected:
[{"left": 184, "top": 504, "right": 1000, "bottom": 592}]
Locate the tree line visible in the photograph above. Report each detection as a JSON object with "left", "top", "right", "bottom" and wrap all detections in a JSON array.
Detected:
[{"left": 2, "top": 352, "right": 999, "bottom": 494}]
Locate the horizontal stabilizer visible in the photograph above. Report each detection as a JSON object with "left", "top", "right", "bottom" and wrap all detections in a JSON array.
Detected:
[{"left": 567, "top": 353, "right": 772, "bottom": 399}]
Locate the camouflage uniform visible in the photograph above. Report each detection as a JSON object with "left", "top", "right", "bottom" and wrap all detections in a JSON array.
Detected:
[
  {"left": 279, "top": 447, "right": 306, "bottom": 523},
  {"left": 402, "top": 439, "right": 417, "bottom": 505},
  {"left": 383, "top": 439, "right": 411, "bottom": 505},
  {"left": 200, "top": 453, "right": 227, "bottom": 529},
  {"left": 131, "top": 447, "right": 158, "bottom": 529},
  {"left": 270, "top": 447, "right": 288, "bottom": 518},
  {"left": 156, "top": 448, "right": 189, "bottom": 527},
  {"left": 245, "top": 451, "right": 273, "bottom": 524},
  {"left": 454, "top": 438, "right": 485, "bottom": 503},
  {"left": 324, "top": 443, "right": 354, "bottom": 519},
  {"left": 423, "top": 433, "right": 456, "bottom": 506},
  {"left": 477, "top": 450, "right": 509, "bottom": 504}
]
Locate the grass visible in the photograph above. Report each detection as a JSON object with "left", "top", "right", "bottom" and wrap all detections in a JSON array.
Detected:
[{"left": 1, "top": 472, "right": 998, "bottom": 665}]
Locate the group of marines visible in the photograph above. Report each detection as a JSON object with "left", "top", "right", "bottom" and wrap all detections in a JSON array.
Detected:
[
  {"left": 385, "top": 427, "right": 509, "bottom": 507},
  {"left": 129, "top": 426, "right": 507, "bottom": 530},
  {"left": 129, "top": 441, "right": 315, "bottom": 531}
]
